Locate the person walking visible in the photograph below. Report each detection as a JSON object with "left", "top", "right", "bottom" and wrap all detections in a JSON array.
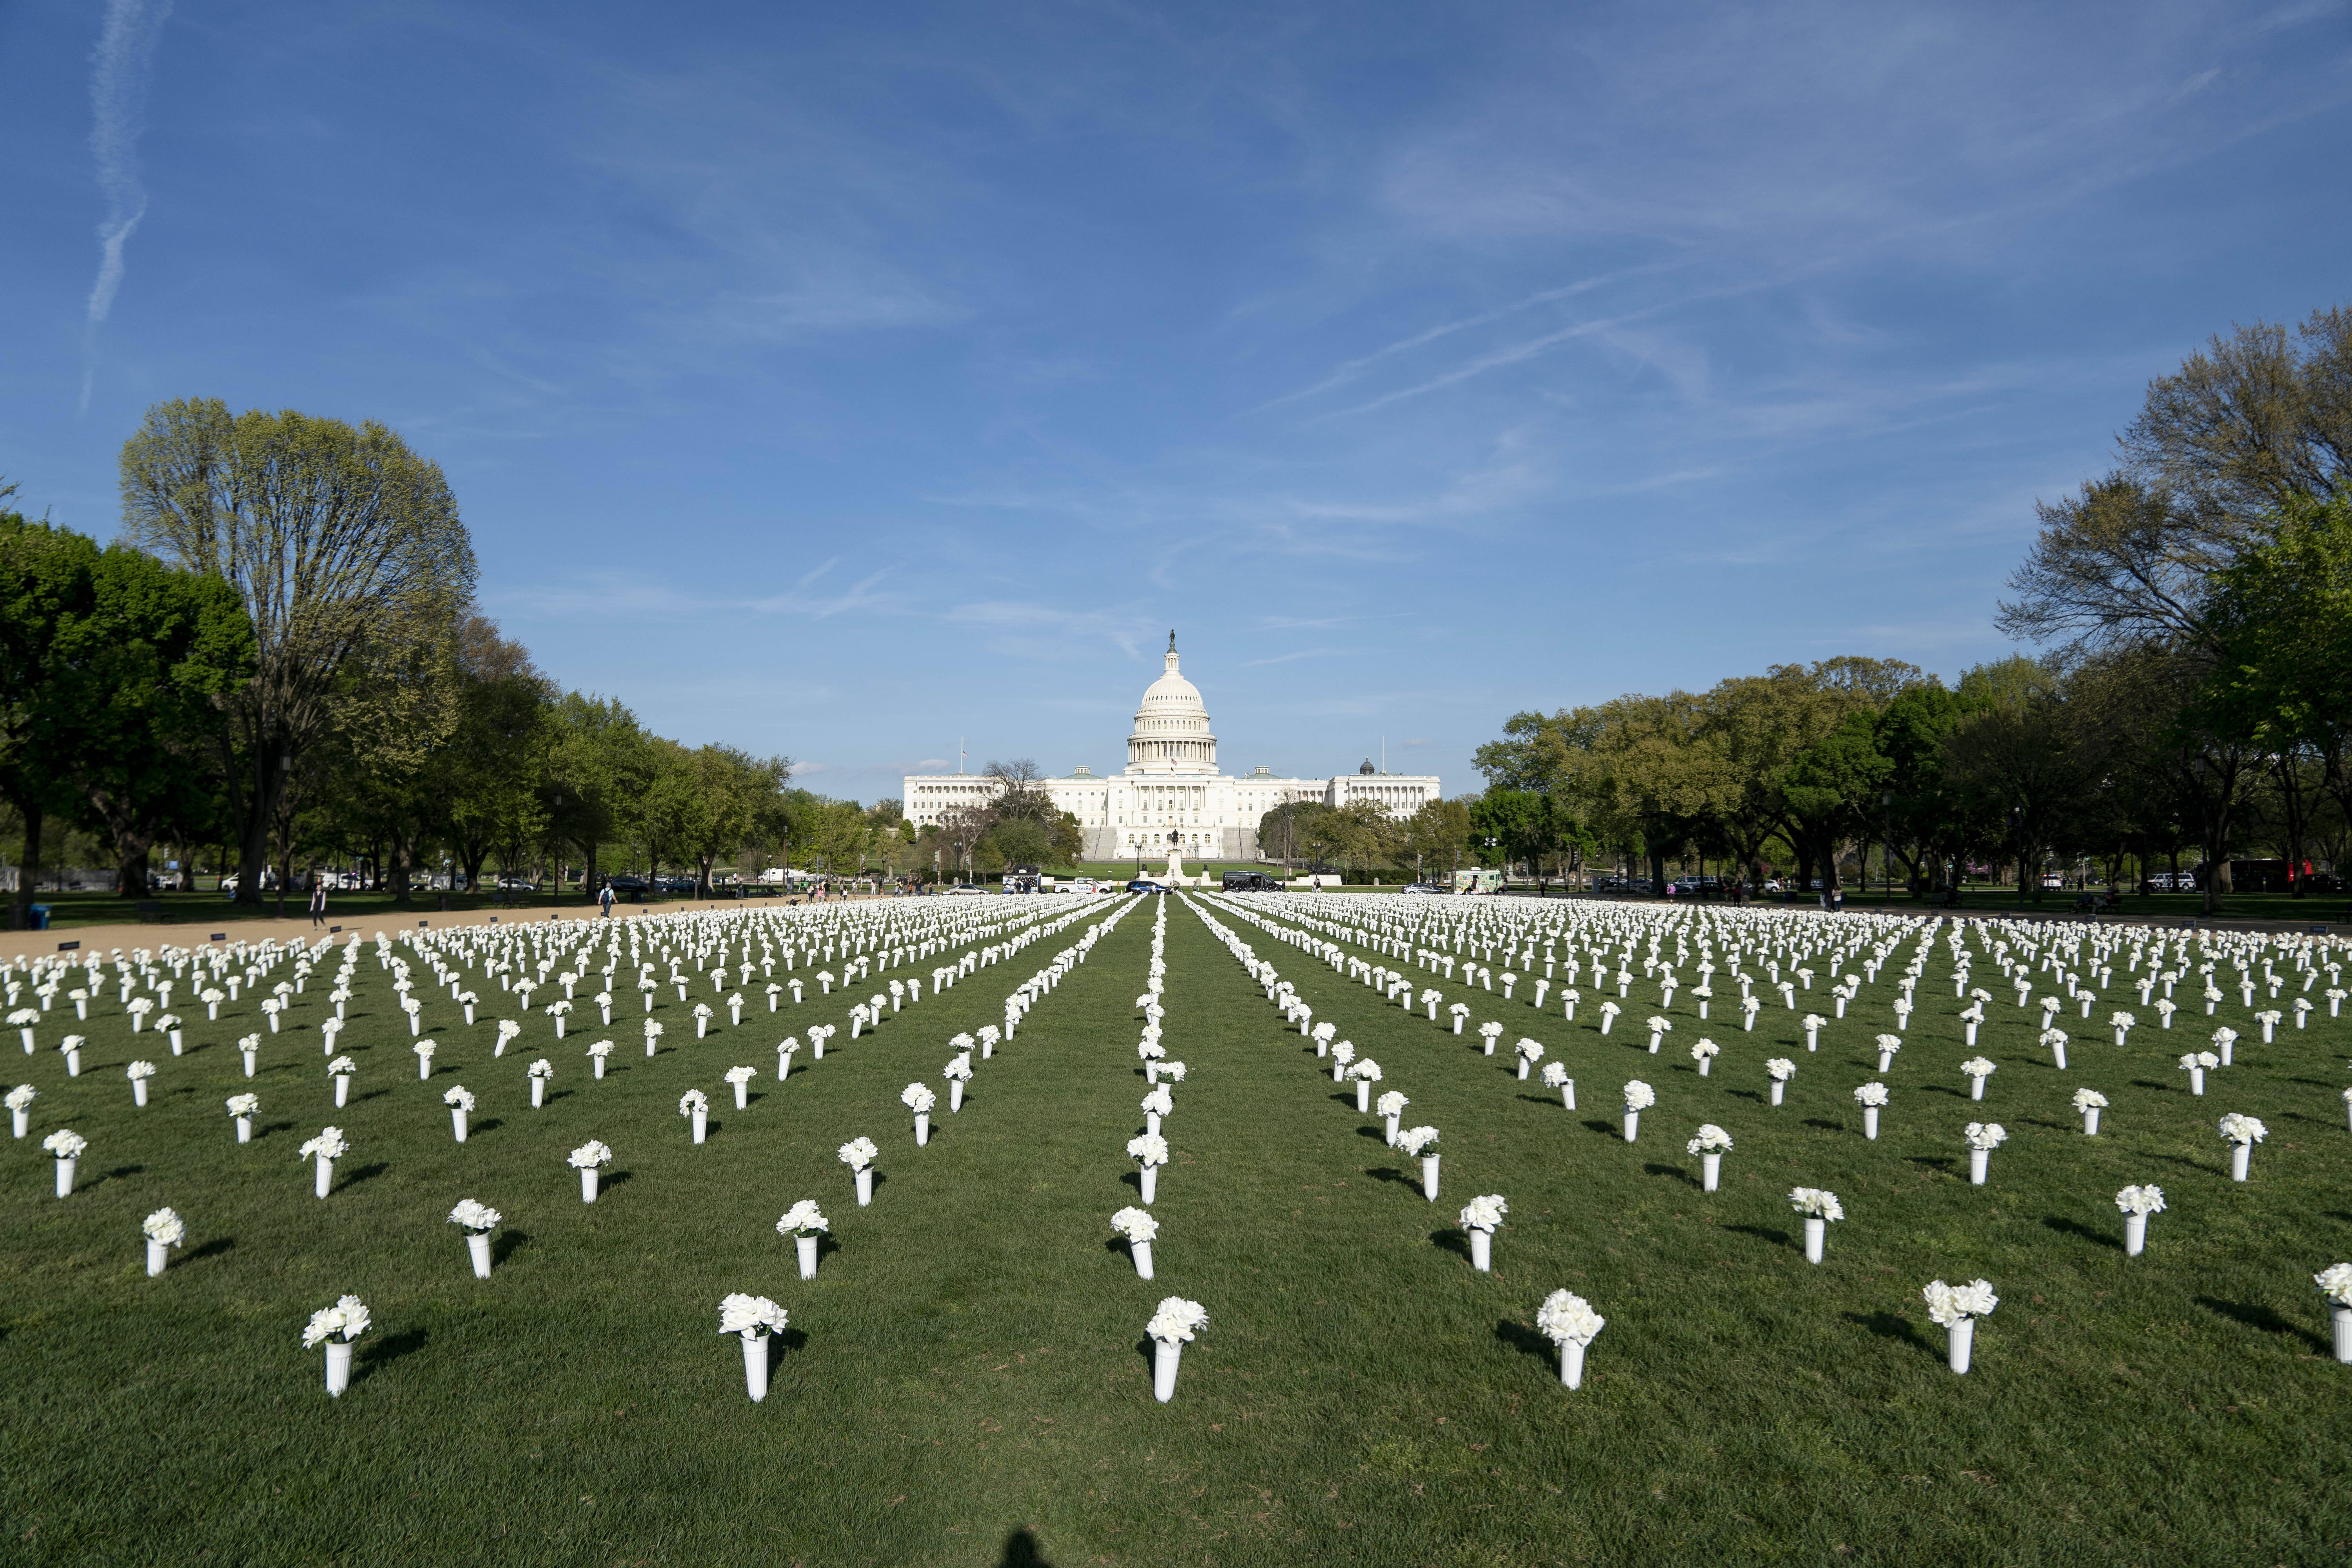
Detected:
[
  {"left": 309, "top": 879, "right": 327, "bottom": 929},
  {"left": 598, "top": 880, "right": 614, "bottom": 919}
]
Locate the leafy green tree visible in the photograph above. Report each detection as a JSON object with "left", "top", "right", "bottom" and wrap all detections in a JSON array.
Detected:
[
  {"left": 0, "top": 514, "right": 101, "bottom": 925},
  {"left": 118, "top": 399, "right": 477, "bottom": 907}
]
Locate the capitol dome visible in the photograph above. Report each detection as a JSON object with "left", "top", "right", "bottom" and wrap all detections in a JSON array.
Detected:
[{"left": 1127, "top": 632, "right": 1218, "bottom": 775}]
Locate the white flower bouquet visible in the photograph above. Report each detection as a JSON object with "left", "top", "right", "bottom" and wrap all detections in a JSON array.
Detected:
[
  {"left": 1460, "top": 1192, "right": 1508, "bottom": 1269},
  {"left": 450, "top": 1198, "right": 502, "bottom": 1276},
  {"left": 443, "top": 1084, "right": 476, "bottom": 1143},
  {"left": 413, "top": 1039, "right": 437, "bottom": 1079},
  {"left": 2218, "top": 1112, "right": 2266, "bottom": 1181},
  {"left": 1535, "top": 1289, "right": 1604, "bottom": 1387},
  {"left": 901, "top": 1082, "right": 936, "bottom": 1144},
  {"left": 1644, "top": 1016, "right": 1672, "bottom": 1054},
  {"left": 1962, "top": 1121, "right": 2005, "bottom": 1185},
  {"left": 1790, "top": 1185, "right": 1844, "bottom": 1260},
  {"left": 1873, "top": 1033, "right": 1902, "bottom": 1071},
  {"left": 142, "top": 1205, "right": 186, "bottom": 1274},
  {"left": 1764, "top": 1057, "right": 1796, "bottom": 1105},
  {"left": 5, "top": 1081, "right": 33, "bottom": 1138},
  {"left": 1112, "top": 1204, "right": 1159, "bottom": 1278},
  {"left": 1922, "top": 1278, "right": 1997, "bottom": 1373},
  {"left": 304, "top": 1294, "right": 371, "bottom": 1396},
  {"left": 1145, "top": 1296, "right": 1208, "bottom": 1401},
  {"left": 724, "top": 1062, "right": 757, "bottom": 1107},
  {"left": 838, "top": 1136, "right": 878, "bottom": 1171},
  {"left": 1689, "top": 1038, "right": 1719, "bottom": 1076},
  {"left": 1958, "top": 1056, "right": 1996, "bottom": 1100},
  {"left": 2210, "top": 1025, "right": 2239, "bottom": 1066},
  {"left": 1687, "top": 1123, "right": 1733, "bottom": 1189},
  {"left": 2114, "top": 1183, "right": 2163, "bottom": 1256},
  {"left": 568, "top": 1138, "right": 612, "bottom": 1200},
  {"left": 2073, "top": 1085, "right": 2108, "bottom": 1134},
  {"left": 779, "top": 1199, "right": 830, "bottom": 1276},
  {"left": 300, "top": 1126, "right": 348, "bottom": 1198},
  {"left": 1540, "top": 1060, "right": 1575, "bottom": 1107},
  {"left": 720, "top": 1293, "right": 790, "bottom": 1401},
  {"left": 1620, "top": 1078, "right": 1654, "bottom": 1142}
]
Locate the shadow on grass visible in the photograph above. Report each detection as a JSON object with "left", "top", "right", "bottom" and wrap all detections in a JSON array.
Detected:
[
  {"left": 94, "top": 1163, "right": 147, "bottom": 1187},
  {"left": 356, "top": 1325, "right": 429, "bottom": 1382},
  {"left": 1516, "top": 1094, "right": 1562, "bottom": 1109},
  {"left": 1430, "top": 1228, "right": 1471, "bottom": 1261},
  {"left": 1326, "top": 1093, "right": 1355, "bottom": 1109},
  {"left": 1803, "top": 1119, "right": 1844, "bottom": 1132},
  {"left": 2130, "top": 1080, "right": 2171, "bottom": 1092},
  {"left": 259, "top": 1120, "right": 297, "bottom": 1138},
  {"left": 1922, "top": 1085, "right": 1970, "bottom": 1100},
  {"left": 1581, "top": 1120, "right": 1618, "bottom": 1138},
  {"left": 1721, "top": 1223, "right": 1790, "bottom": 1249},
  {"left": 1493, "top": 1318, "right": 1554, "bottom": 1369},
  {"left": 1724, "top": 1089, "right": 1764, "bottom": 1104},
  {"left": 185, "top": 1235, "right": 236, "bottom": 1265},
  {"left": 1644, "top": 1162, "right": 1698, "bottom": 1187},
  {"left": 2196, "top": 1296, "right": 2330, "bottom": 1353},
  {"left": 1366, "top": 1166, "right": 1411, "bottom": 1186},
  {"left": 1354, "top": 1125, "right": 1387, "bottom": 1142},
  {"left": 996, "top": 1527, "right": 1054, "bottom": 1567},
  {"left": 1906, "top": 1156, "right": 1958, "bottom": 1175},
  {"left": 473, "top": 1119, "right": 504, "bottom": 1136},
  {"left": 337, "top": 1161, "right": 390, "bottom": 1192},
  {"left": 1119, "top": 1171, "right": 1142, "bottom": 1194},
  {"left": 1842, "top": 1310, "right": 1933, "bottom": 1354},
  {"left": 2042, "top": 1216, "right": 2122, "bottom": 1252},
  {"left": 601, "top": 1169, "right": 634, "bottom": 1194},
  {"left": 546, "top": 1089, "right": 576, "bottom": 1105},
  {"left": 492, "top": 1229, "right": 531, "bottom": 1265},
  {"left": 354, "top": 1089, "right": 393, "bottom": 1105}
]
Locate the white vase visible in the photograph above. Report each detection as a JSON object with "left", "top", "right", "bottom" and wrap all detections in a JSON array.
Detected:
[
  {"left": 2334, "top": 1305, "right": 2352, "bottom": 1365},
  {"left": 1384, "top": 1114, "right": 1400, "bottom": 1144},
  {"left": 811, "top": 1038, "right": 824, "bottom": 1060},
  {"left": 949, "top": 1080, "right": 964, "bottom": 1113},
  {"left": 692, "top": 1108, "right": 708, "bottom": 1145},
  {"left": 417, "top": 1056, "right": 432, "bottom": 1080},
  {"left": 314, "top": 1156, "right": 333, "bottom": 1198},
  {"left": 1355, "top": 1080, "right": 1371, "bottom": 1112},
  {"left": 1145, "top": 1110, "right": 1161, "bottom": 1137},
  {"left": 1421, "top": 1154, "right": 1439, "bottom": 1201},
  {"left": 1964, "top": 1021, "right": 1978, "bottom": 1046},
  {"left": 236, "top": 1115, "right": 252, "bottom": 1143},
  {"left": 1804, "top": 1216, "right": 1825, "bottom": 1264},
  {"left": 581, "top": 1167, "right": 600, "bottom": 1203},
  {"left": 1863, "top": 1107, "right": 1880, "bottom": 1140},
  {"left": 1946, "top": 1317, "right": 1975, "bottom": 1375},
  {"left": 1876, "top": 1051, "right": 1893, "bottom": 1073},
  {"left": 1141, "top": 1164, "right": 1159, "bottom": 1203},
  {"left": 2218, "top": 1038, "right": 2234, "bottom": 1066},
  {"left": 1770, "top": 1080, "right": 1785, "bottom": 1106},
  {"left": 147, "top": 1238, "right": 169, "bottom": 1277},
  {"left": 797, "top": 1234, "right": 820, "bottom": 1280},
  {"left": 1330, "top": 1061, "right": 1345, "bottom": 1083},
  {"left": 2124, "top": 1212, "right": 2147, "bottom": 1257},
  {"left": 1131, "top": 1238, "right": 1154, "bottom": 1280},
  {"left": 1516, "top": 1059, "right": 1530, "bottom": 1080},
  {"left": 1557, "top": 1340, "right": 1586, "bottom": 1389},
  {"left": 1969, "top": 1147, "right": 1989, "bottom": 1185},
  {"left": 169, "top": 1029, "right": 183, "bottom": 1054},
  {"left": 334, "top": 1074, "right": 351, "bottom": 1108},
  {"left": 2189, "top": 1067, "right": 2205, "bottom": 1094},
  {"left": 1969, "top": 1077, "right": 1985, "bottom": 1102},
  {"left": 2083, "top": 1107, "right": 2099, "bottom": 1136},
  {"left": 468, "top": 1232, "right": 493, "bottom": 1278},
  {"left": 133, "top": 1078, "right": 149, "bottom": 1107},
  {"left": 9, "top": 1108, "right": 24, "bottom": 1138},
  {"left": 325, "top": 1339, "right": 354, "bottom": 1397},
  {"left": 1152, "top": 1340, "right": 1181, "bottom": 1403},
  {"left": 735, "top": 1080, "right": 750, "bottom": 1111},
  {"left": 2230, "top": 1142, "right": 2250, "bottom": 1181},
  {"left": 646, "top": 1038, "right": 658, "bottom": 1058},
  {"left": 1470, "top": 1229, "right": 1492, "bottom": 1272},
  {"left": 55, "top": 1157, "right": 76, "bottom": 1197},
  {"left": 2052, "top": 1042, "right": 2067, "bottom": 1070},
  {"left": 914, "top": 1112, "right": 929, "bottom": 1147},
  {"left": 1622, "top": 1112, "right": 1639, "bottom": 1143},
  {"left": 742, "top": 1334, "right": 771, "bottom": 1403},
  {"left": 696, "top": 1018, "right": 708, "bottom": 1039},
  {"left": 775, "top": 1055, "right": 789, "bottom": 1082},
  {"left": 855, "top": 1167, "right": 873, "bottom": 1206},
  {"left": 453, "top": 1108, "right": 469, "bottom": 1143},
  {"left": 529, "top": 1077, "right": 546, "bottom": 1109},
  {"left": 1702, "top": 1152, "right": 1721, "bottom": 1192}
]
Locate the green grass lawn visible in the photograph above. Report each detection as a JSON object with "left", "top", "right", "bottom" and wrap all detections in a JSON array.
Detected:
[{"left": 3, "top": 896, "right": 2348, "bottom": 1566}]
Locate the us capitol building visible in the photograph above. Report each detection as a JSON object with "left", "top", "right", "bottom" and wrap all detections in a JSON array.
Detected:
[{"left": 903, "top": 634, "right": 1441, "bottom": 865}]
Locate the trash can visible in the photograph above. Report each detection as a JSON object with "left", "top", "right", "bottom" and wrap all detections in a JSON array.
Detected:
[{"left": 28, "top": 904, "right": 52, "bottom": 930}]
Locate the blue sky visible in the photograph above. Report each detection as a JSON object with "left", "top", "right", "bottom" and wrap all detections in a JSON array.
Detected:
[{"left": 4, "top": 2, "right": 2348, "bottom": 802}]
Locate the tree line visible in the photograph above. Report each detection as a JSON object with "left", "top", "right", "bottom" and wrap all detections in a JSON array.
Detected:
[
  {"left": 0, "top": 398, "right": 833, "bottom": 920},
  {"left": 1471, "top": 305, "right": 2352, "bottom": 914}
]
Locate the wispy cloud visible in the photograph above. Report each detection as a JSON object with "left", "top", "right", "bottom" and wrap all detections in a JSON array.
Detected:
[{"left": 81, "top": 0, "right": 172, "bottom": 413}]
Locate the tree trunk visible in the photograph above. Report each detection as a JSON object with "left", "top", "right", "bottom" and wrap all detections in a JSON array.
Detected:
[{"left": 9, "top": 800, "right": 41, "bottom": 930}]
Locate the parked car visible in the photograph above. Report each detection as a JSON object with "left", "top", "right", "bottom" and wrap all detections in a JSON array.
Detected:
[{"left": 1127, "top": 880, "right": 1168, "bottom": 894}]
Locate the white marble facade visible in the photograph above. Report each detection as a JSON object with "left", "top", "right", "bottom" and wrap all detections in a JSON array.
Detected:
[{"left": 904, "top": 634, "right": 1440, "bottom": 862}]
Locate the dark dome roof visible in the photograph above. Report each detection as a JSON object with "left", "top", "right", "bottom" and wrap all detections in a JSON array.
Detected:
[{"left": 1359, "top": 758, "right": 1375, "bottom": 774}]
